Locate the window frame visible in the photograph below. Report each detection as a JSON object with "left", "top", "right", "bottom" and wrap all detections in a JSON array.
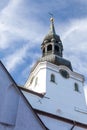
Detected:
[
  {"left": 74, "top": 83, "right": 79, "bottom": 92},
  {"left": 50, "top": 74, "right": 55, "bottom": 83},
  {"left": 35, "top": 77, "right": 38, "bottom": 86}
]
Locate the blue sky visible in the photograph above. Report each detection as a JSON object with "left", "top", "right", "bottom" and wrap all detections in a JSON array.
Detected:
[{"left": 0, "top": 0, "right": 87, "bottom": 98}]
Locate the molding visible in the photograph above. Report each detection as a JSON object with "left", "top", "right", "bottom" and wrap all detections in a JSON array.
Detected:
[
  {"left": 74, "top": 107, "right": 87, "bottom": 114},
  {"left": 35, "top": 109, "right": 87, "bottom": 128},
  {"left": 19, "top": 86, "right": 45, "bottom": 97},
  {"left": 29, "top": 61, "right": 84, "bottom": 82}
]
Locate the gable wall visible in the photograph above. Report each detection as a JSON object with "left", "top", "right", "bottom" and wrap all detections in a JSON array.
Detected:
[{"left": 0, "top": 62, "right": 45, "bottom": 130}]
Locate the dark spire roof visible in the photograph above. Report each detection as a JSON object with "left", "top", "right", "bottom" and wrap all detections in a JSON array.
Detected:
[
  {"left": 40, "top": 17, "right": 73, "bottom": 71},
  {"left": 49, "top": 17, "right": 56, "bottom": 35},
  {"left": 43, "top": 17, "right": 61, "bottom": 44}
]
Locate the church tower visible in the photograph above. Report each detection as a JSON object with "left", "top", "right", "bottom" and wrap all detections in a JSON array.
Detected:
[
  {"left": 23, "top": 17, "right": 87, "bottom": 129},
  {"left": 25, "top": 17, "right": 73, "bottom": 93}
]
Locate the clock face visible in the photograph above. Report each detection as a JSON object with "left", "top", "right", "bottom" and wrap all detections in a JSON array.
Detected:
[{"left": 59, "top": 69, "right": 69, "bottom": 78}]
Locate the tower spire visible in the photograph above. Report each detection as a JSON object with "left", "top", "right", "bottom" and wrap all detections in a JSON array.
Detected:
[
  {"left": 49, "top": 17, "right": 56, "bottom": 35},
  {"left": 42, "top": 16, "right": 63, "bottom": 58}
]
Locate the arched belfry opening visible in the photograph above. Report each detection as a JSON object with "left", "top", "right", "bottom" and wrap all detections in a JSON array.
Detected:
[
  {"left": 47, "top": 44, "right": 52, "bottom": 51},
  {"left": 47, "top": 44, "right": 52, "bottom": 53}
]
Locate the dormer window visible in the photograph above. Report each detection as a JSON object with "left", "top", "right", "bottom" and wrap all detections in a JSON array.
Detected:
[{"left": 51, "top": 74, "right": 55, "bottom": 82}]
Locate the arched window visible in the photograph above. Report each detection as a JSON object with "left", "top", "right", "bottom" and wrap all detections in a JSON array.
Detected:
[
  {"left": 47, "top": 44, "right": 52, "bottom": 51},
  {"left": 30, "top": 76, "right": 34, "bottom": 85},
  {"left": 51, "top": 74, "right": 55, "bottom": 82},
  {"left": 35, "top": 77, "right": 38, "bottom": 86},
  {"left": 74, "top": 83, "right": 79, "bottom": 92}
]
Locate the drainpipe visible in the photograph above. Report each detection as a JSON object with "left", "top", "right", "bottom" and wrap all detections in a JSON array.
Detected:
[{"left": 70, "top": 121, "right": 76, "bottom": 130}]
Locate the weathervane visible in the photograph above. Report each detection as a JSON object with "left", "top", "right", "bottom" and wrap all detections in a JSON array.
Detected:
[
  {"left": 49, "top": 12, "right": 53, "bottom": 17},
  {"left": 48, "top": 12, "right": 54, "bottom": 22}
]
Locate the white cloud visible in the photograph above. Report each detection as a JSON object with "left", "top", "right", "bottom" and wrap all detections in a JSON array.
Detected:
[
  {"left": 0, "top": 0, "right": 46, "bottom": 73},
  {"left": 0, "top": 0, "right": 47, "bottom": 50},
  {"left": 59, "top": 18, "right": 87, "bottom": 83},
  {"left": 0, "top": 0, "right": 22, "bottom": 49},
  {"left": 62, "top": 18, "right": 87, "bottom": 45},
  {"left": 15, "top": 50, "right": 41, "bottom": 85},
  {"left": 3, "top": 42, "right": 30, "bottom": 71}
]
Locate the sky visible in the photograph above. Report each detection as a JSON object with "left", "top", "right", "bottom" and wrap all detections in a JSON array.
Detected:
[{"left": 0, "top": 0, "right": 87, "bottom": 100}]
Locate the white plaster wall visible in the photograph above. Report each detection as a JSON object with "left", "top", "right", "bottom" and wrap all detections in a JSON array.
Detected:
[
  {"left": 84, "top": 85, "right": 87, "bottom": 105},
  {"left": 23, "top": 89, "right": 87, "bottom": 125},
  {"left": 45, "top": 63, "right": 87, "bottom": 124},
  {"left": 14, "top": 96, "right": 45, "bottom": 130},
  {"left": 24, "top": 61, "right": 87, "bottom": 125},
  {"left": 46, "top": 65, "right": 86, "bottom": 109},
  {"left": 0, "top": 96, "right": 45, "bottom": 130},
  {"left": 0, "top": 63, "right": 45, "bottom": 130},
  {"left": 25, "top": 62, "right": 47, "bottom": 94},
  {"left": 0, "top": 64, "right": 19, "bottom": 125},
  {"left": 32, "top": 68, "right": 46, "bottom": 93}
]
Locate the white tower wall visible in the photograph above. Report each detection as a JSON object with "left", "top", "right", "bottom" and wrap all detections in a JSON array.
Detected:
[{"left": 24, "top": 61, "right": 87, "bottom": 125}]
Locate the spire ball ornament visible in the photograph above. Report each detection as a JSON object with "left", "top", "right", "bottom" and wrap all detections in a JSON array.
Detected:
[{"left": 50, "top": 17, "right": 54, "bottom": 23}]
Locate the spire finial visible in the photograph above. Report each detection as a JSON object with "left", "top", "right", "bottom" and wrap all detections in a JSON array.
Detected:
[
  {"left": 50, "top": 17, "right": 54, "bottom": 23},
  {"left": 48, "top": 13, "right": 56, "bottom": 35},
  {"left": 49, "top": 13, "right": 54, "bottom": 22}
]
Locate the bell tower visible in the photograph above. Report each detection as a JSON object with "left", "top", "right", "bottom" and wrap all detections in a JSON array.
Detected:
[
  {"left": 39, "top": 17, "right": 72, "bottom": 71},
  {"left": 41, "top": 17, "right": 63, "bottom": 57},
  {"left": 24, "top": 17, "right": 87, "bottom": 129},
  {"left": 25, "top": 17, "right": 74, "bottom": 93}
]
